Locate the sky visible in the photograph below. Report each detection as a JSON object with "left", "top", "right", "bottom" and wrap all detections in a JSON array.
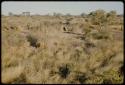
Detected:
[{"left": 2, "top": 1, "right": 124, "bottom": 15}]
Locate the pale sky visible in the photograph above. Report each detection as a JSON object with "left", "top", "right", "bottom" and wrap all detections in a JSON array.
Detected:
[{"left": 2, "top": 1, "right": 124, "bottom": 15}]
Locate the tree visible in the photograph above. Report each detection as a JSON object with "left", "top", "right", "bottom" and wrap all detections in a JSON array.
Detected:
[
  {"left": 65, "top": 13, "right": 71, "bottom": 17},
  {"left": 81, "top": 12, "right": 86, "bottom": 17},
  {"left": 8, "top": 12, "right": 13, "bottom": 16},
  {"left": 107, "top": 10, "right": 117, "bottom": 25},
  {"left": 89, "top": 9, "right": 108, "bottom": 29},
  {"left": 107, "top": 11, "right": 117, "bottom": 18},
  {"left": 53, "top": 12, "right": 63, "bottom": 18}
]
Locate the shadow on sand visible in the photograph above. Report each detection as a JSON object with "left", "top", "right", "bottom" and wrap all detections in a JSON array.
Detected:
[
  {"left": 63, "top": 31, "right": 86, "bottom": 40},
  {"left": 63, "top": 31, "right": 85, "bottom": 36}
]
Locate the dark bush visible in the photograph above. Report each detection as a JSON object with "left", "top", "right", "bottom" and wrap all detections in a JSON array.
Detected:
[
  {"left": 58, "top": 64, "right": 70, "bottom": 78},
  {"left": 75, "top": 73, "right": 87, "bottom": 84},
  {"left": 26, "top": 35, "right": 40, "bottom": 48}
]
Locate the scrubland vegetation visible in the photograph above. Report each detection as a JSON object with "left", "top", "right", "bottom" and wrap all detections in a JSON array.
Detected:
[{"left": 1, "top": 10, "right": 124, "bottom": 84}]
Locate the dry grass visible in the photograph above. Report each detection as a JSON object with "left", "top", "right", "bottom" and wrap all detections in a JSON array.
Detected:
[{"left": 1, "top": 15, "right": 124, "bottom": 84}]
